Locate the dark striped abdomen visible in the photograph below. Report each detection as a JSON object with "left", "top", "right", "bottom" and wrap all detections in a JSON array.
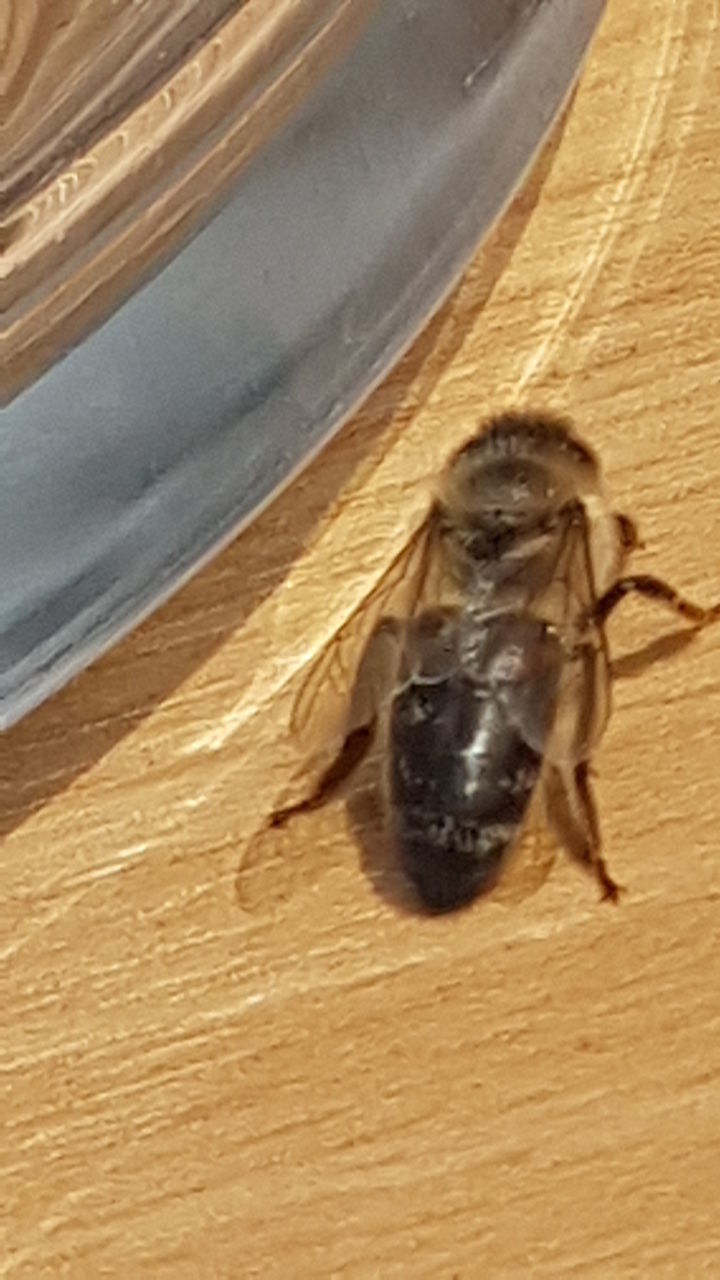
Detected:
[{"left": 389, "top": 671, "right": 544, "bottom": 913}]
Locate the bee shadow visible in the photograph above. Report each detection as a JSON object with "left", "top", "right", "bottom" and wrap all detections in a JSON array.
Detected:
[
  {"left": 611, "top": 627, "right": 701, "bottom": 680},
  {"left": 234, "top": 743, "right": 563, "bottom": 918},
  {"left": 345, "top": 757, "right": 421, "bottom": 915}
]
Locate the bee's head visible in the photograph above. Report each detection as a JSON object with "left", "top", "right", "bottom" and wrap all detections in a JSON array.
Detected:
[
  {"left": 438, "top": 413, "right": 600, "bottom": 576},
  {"left": 444, "top": 411, "right": 597, "bottom": 526}
]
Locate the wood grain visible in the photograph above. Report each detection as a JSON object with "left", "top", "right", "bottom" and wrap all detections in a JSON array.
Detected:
[{"left": 2, "top": 0, "right": 720, "bottom": 1274}]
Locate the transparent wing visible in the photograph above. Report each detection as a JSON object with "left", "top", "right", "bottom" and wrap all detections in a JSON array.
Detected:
[
  {"left": 534, "top": 500, "right": 601, "bottom": 625},
  {"left": 491, "top": 785, "right": 557, "bottom": 904},
  {"left": 250, "top": 505, "right": 440, "bottom": 844},
  {"left": 536, "top": 503, "right": 614, "bottom": 764},
  {"left": 290, "top": 505, "right": 440, "bottom": 756}
]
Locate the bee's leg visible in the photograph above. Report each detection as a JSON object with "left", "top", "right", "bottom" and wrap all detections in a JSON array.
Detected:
[
  {"left": 594, "top": 574, "right": 720, "bottom": 628},
  {"left": 270, "top": 722, "right": 376, "bottom": 828},
  {"left": 544, "top": 762, "right": 623, "bottom": 903},
  {"left": 271, "top": 618, "right": 404, "bottom": 828},
  {"left": 614, "top": 512, "right": 641, "bottom": 552}
]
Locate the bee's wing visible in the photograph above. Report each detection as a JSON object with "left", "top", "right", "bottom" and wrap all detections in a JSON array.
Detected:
[
  {"left": 538, "top": 502, "right": 613, "bottom": 764},
  {"left": 538, "top": 499, "right": 602, "bottom": 621},
  {"left": 242, "top": 506, "right": 441, "bottom": 903},
  {"left": 290, "top": 505, "right": 441, "bottom": 756},
  {"left": 490, "top": 784, "right": 556, "bottom": 904}
]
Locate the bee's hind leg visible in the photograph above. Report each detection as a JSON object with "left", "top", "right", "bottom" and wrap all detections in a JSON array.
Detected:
[
  {"left": 594, "top": 574, "right": 720, "bottom": 628},
  {"left": 544, "top": 761, "right": 623, "bottom": 903},
  {"left": 270, "top": 723, "right": 376, "bottom": 828}
]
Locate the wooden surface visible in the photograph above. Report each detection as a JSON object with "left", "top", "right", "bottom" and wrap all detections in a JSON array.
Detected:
[{"left": 2, "top": 0, "right": 720, "bottom": 1274}]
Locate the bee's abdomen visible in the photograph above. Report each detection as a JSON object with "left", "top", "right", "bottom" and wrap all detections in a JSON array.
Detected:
[{"left": 390, "top": 675, "right": 542, "bottom": 913}]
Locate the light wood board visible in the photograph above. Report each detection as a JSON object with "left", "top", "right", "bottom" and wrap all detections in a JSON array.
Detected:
[{"left": 2, "top": 1, "right": 719, "bottom": 1274}]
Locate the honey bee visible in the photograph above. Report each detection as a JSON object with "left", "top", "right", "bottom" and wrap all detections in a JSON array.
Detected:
[{"left": 268, "top": 412, "right": 719, "bottom": 913}]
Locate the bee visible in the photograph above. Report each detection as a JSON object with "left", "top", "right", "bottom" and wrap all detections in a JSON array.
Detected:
[{"left": 268, "top": 412, "right": 719, "bottom": 913}]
